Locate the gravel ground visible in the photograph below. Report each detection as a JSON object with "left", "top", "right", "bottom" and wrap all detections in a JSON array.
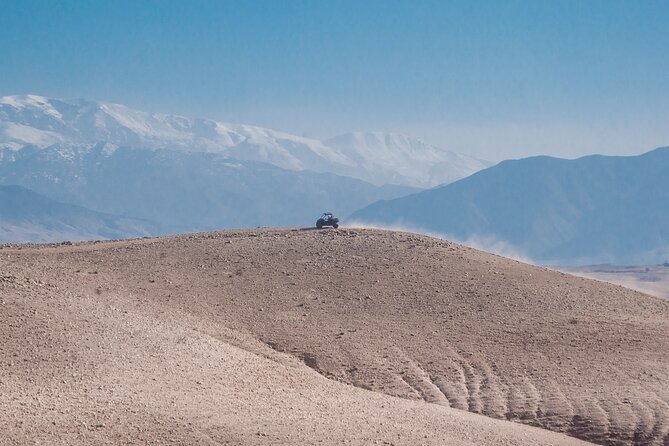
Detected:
[{"left": 1, "top": 228, "right": 667, "bottom": 445}]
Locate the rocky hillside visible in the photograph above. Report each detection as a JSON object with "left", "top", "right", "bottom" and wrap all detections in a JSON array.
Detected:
[{"left": 2, "top": 228, "right": 667, "bottom": 445}]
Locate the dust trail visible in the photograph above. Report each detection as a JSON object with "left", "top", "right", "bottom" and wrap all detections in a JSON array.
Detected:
[
  {"left": 346, "top": 220, "right": 534, "bottom": 264},
  {"left": 560, "top": 268, "right": 669, "bottom": 300}
]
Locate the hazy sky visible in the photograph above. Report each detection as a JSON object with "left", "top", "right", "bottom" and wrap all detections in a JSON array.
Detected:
[{"left": 1, "top": 0, "right": 668, "bottom": 161}]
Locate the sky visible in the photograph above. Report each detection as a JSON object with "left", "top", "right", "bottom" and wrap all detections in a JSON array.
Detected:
[{"left": 1, "top": 0, "right": 668, "bottom": 161}]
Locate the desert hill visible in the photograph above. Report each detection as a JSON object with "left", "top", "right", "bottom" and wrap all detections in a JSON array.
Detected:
[{"left": 2, "top": 228, "right": 668, "bottom": 445}]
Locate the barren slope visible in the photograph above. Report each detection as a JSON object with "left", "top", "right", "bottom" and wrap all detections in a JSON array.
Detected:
[
  {"left": 560, "top": 265, "right": 669, "bottom": 300},
  {"left": 2, "top": 229, "right": 668, "bottom": 445}
]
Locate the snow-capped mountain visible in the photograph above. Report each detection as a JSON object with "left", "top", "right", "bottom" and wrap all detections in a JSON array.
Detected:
[
  {"left": 0, "top": 95, "right": 490, "bottom": 187},
  {"left": 0, "top": 94, "right": 349, "bottom": 172},
  {"left": 325, "top": 132, "right": 493, "bottom": 188}
]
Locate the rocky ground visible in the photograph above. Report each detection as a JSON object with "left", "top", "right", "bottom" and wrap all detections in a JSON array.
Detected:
[{"left": 1, "top": 228, "right": 668, "bottom": 445}]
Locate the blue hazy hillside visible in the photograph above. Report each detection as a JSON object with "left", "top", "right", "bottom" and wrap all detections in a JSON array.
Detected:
[
  {"left": 0, "top": 184, "right": 155, "bottom": 243},
  {"left": 350, "top": 148, "right": 669, "bottom": 265},
  {"left": 0, "top": 144, "right": 415, "bottom": 235}
]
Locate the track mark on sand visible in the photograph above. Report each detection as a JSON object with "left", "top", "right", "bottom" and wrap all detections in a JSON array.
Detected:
[
  {"left": 535, "top": 382, "right": 575, "bottom": 433},
  {"left": 506, "top": 378, "right": 541, "bottom": 421},
  {"left": 433, "top": 361, "right": 469, "bottom": 410},
  {"left": 397, "top": 358, "right": 450, "bottom": 406},
  {"left": 473, "top": 360, "right": 508, "bottom": 418},
  {"left": 566, "top": 397, "right": 611, "bottom": 444}
]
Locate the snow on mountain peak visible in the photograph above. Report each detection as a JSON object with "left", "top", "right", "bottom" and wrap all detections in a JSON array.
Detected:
[
  {"left": 0, "top": 95, "right": 491, "bottom": 187},
  {"left": 1, "top": 94, "right": 52, "bottom": 108},
  {"left": 325, "top": 131, "right": 493, "bottom": 187}
]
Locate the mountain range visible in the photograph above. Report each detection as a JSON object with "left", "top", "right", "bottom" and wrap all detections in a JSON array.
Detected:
[
  {"left": 0, "top": 94, "right": 490, "bottom": 240},
  {"left": 351, "top": 148, "right": 669, "bottom": 265},
  {"left": 2, "top": 94, "right": 667, "bottom": 266},
  {"left": 0, "top": 143, "right": 415, "bottom": 236},
  {"left": 0, "top": 94, "right": 490, "bottom": 188}
]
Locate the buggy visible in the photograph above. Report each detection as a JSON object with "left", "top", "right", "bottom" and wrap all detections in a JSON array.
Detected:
[{"left": 316, "top": 212, "right": 339, "bottom": 229}]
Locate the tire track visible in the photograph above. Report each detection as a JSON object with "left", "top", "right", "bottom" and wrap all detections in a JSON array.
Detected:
[
  {"left": 396, "top": 357, "right": 450, "bottom": 406},
  {"left": 506, "top": 378, "right": 541, "bottom": 421},
  {"left": 650, "top": 397, "right": 669, "bottom": 446},
  {"left": 473, "top": 360, "right": 509, "bottom": 419}
]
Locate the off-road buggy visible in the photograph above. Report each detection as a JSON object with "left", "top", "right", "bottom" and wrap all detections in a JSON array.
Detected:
[{"left": 316, "top": 212, "right": 339, "bottom": 229}]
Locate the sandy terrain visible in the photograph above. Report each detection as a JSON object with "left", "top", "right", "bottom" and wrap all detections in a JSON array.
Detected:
[
  {"left": 560, "top": 265, "right": 669, "bottom": 300},
  {"left": 1, "top": 228, "right": 668, "bottom": 445}
]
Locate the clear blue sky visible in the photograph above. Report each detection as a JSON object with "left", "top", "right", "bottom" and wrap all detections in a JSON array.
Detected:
[{"left": 1, "top": 0, "right": 668, "bottom": 160}]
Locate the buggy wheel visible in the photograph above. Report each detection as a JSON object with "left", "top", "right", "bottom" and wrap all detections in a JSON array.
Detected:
[{"left": 333, "top": 223, "right": 339, "bottom": 229}]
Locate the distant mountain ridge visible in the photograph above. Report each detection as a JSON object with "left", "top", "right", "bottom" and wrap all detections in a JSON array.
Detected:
[
  {"left": 350, "top": 147, "right": 669, "bottom": 265},
  {"left": 0, "top": 184, "right": 155, "bottom": 243},
  {"left": 0, "top": 94, "right": 490, "bottom": 188},
  {"left": 325, "top": 132, "right": 491, "bottom": 188},
  {"left": 0, "top": 143, "right": 416, "bottom": 235}
]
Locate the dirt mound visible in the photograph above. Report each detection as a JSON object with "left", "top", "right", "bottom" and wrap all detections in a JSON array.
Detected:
[{"left": 2, "top": 228, "right": 667, "bottom": 445}]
